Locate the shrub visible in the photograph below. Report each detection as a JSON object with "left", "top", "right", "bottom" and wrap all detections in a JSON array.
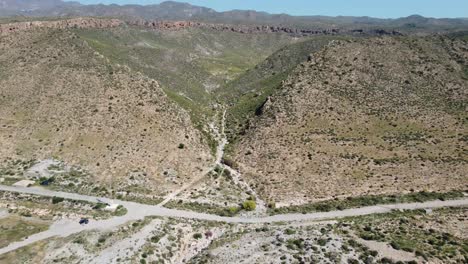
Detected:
[
  {"left": 205, "top": 231, "right": 213, "bottom": 238},
  {"left": 390, "top": 241, "right": 401, "bottom": 250},
  {"left": 178, "top": 143, "right": 185, "bottom": 149},
  {"left": 150, "top": 235, "right": 161, "bottom": 243},
  {"left": 20, "top": 211, "right": 32, "bottom": 217},
  {"left": 93, "top": 203, "right": 107, "bottom": 210},
  {"left": 73, "top": 237, "right": 85, "bottom": 244},
  {"left": 225, "top": 206, "right": 240, "bottom": 216},
  {"left": 114, "top": 205, "right": 128, "bottom": 216},
  {"left": 285, "top": 228, "right": 296, "bottom": 235},
  {"left": 317, "top": 238, "right": 327, "bottom": 246},
  {"left": 242, "top": 200, "right": 257, "bottom": 211},
  {"left": 52, "top": 196, "right": 65, "bottom": 204}
]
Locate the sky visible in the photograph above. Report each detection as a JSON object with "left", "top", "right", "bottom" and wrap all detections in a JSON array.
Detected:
[{"left": 74, "top": 0, "right": 468, "bottom": 18}]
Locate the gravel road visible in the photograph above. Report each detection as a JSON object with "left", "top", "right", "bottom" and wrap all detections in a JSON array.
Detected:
[{"left": 0, "top": 184, "right": 467, "bottom": 255}]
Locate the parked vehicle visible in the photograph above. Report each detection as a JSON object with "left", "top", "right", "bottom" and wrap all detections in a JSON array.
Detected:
[{"left": 79, "top": 218, "right": 89, "bottom": 225}]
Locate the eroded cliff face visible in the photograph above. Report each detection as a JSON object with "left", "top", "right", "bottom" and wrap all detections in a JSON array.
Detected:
[
  {"left": 129, "top": 20, "right": 402, "bottom": 36},
  {"left": 128, "top": 20, "right": 340, "bottom": 35},
  {"left": 0, "top": 18, "right": 123, "bottom": 35},
  {"left": 0, "top": 17, "right": 403, "bottom": 37}
]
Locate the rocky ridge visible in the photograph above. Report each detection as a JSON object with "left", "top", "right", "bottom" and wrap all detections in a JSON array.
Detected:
[
  {"left": 0, "top": 17, "right": 403, "bottom": 37},
  {"left": 0, "top": 17, "right": 123, "bottom": 35},
  {"left": 129, "top": 20, "right": 403, "bottom": 36}
]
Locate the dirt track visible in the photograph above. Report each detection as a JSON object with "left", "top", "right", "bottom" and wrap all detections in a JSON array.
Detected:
[{"left": 0, "top": 184, "right": 467, "bottom": 255}]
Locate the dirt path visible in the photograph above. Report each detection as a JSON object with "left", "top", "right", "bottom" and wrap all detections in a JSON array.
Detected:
[
  {"left": 158, "top": 109, "right": 227, "bottom": 206},
  {"left": 1, "top": 185, "right": 467, "bottom": 224},
  {"left": 158, "top": 108, "right": 267, "bottom": 213}
]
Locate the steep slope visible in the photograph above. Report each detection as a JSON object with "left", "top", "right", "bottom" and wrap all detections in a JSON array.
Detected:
[
  {"left": 221, "top": 37, "right": 347, "bottom": 144},
  {"left": 75, "top": 26, "right": 297, "bottom": 132},
  {"left": 233, "top": 36, "right": 468, "bottom": 206},
  {"left": 0, "top": 28, "right": 212, "bottom": 196}
]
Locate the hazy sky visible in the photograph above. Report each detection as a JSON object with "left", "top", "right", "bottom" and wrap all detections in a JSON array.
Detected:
[{"left": 74, "top": 0, "right": 468, "bottom": 18}]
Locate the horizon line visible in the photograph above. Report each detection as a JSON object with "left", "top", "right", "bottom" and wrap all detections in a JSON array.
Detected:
[{"left": 65, "top": 1, "right": 468, "bottom": 20}]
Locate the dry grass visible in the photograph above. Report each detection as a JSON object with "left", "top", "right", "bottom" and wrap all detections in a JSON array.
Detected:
[
  {"left": 234, "top": 36, "right": 468, "bottom": 205},
  {"left": 0, "top": 216, "right": 49, "bottom": 248},
  {"left": 0, "top": 29, "right": 212, "bottom": 197}
]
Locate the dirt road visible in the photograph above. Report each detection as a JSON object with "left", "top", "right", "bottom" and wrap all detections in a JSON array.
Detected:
[{"left": 0, "top": 184, "right": 466, "bottom": 255}]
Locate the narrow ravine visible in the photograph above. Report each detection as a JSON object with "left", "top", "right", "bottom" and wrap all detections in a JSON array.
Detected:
[
  {"left": 214, "top": 108, "right": 267, "bottom": 216},
  {"left": 158, "top": 108, "right": 231, "bottom": 206}
]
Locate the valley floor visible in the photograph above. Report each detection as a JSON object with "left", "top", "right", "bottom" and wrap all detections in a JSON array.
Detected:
[{"left": 0, "top": 184, "right": 467, "bottom": 256}]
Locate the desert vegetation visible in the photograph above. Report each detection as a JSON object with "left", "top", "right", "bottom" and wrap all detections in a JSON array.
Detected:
[{"left": 233, "top": 36, "right": 468, "bottom": 205}]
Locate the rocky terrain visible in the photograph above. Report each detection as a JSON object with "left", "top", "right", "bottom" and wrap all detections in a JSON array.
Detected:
[
  {"left": 233, "top": 36, "right": 468, "bottom": 206},
  {"left": 129, "top": 20, "right": 403, "bottom": 37},
  {"left": 0, "top": 17, "right": 402, "bottom": 39},
  {"left": 0, "top": 17, "right": 123, "bottom": 35},
  {"left": 1, "top": 0, "right": 468, "bottom": 34},
  {"left": 0, "top": 27, "right": 212, "bottom": 197},
  {"left": 0, "top": 3, "right": 466, "bottom": 262},
  {"left": 0, "top": 195, "right": 466, "bottom": 264}
]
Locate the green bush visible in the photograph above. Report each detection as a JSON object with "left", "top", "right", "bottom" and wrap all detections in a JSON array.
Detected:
[
  {"left": 150, "top": 235, "right": 161, "bottom": 243},
  {"left": 390, "top": 241, "right": 401, "bottom": 250},
  {"left": 52, "top": 196, "right": 65, "bottom": 204},
  {"left": 317, "top": 238, "right": 327, "bottom": 246},
  {"left": 93, "top": 203, "right": 107, "bottom": 210},
  {"left": 226, "top": 206, "right": 241, "bottom": 216},
  {"left": 242, "top": 200, "right": 257, "bottom": 211},
  {"left": 114, "top": 205, "right": 128, "bottom": 216}
]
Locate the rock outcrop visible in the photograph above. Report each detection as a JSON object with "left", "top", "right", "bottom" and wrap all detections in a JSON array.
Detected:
[
  {"left": 0, "top": 18, "right": 123, "bottom": 35},
  {"left": 129, "top": 20, "right": 403, "bottom": 36},
  {"left": 128, "top": 20, "right": 340, "bottom": 36},
  {"left": 0, "top": 18, "right": 403, "bottom": 37}
]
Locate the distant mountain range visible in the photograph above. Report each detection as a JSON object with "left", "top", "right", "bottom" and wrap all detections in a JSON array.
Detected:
[{"left": 1, "top": 0, "right": 468, "bottom": 31}]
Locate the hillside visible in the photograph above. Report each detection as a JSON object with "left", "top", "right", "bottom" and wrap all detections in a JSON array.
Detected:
[
  {"left": 74, "top": 25, "right": 298, "bottom": 137},
  {"left": 220, "top": 37, "right": 346, "bottom": 144},
  {"left": 0, "top": 9, "right": 466, "bottom": 264},
  {"left": 232, "top": 36, "right": 468, "bottom": 206},
  {"left": 1, "top": 1, "right": 468, "bottom": 34},
  {"left": 0, "top": 27, "right": 213, "bottom": 197}
]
